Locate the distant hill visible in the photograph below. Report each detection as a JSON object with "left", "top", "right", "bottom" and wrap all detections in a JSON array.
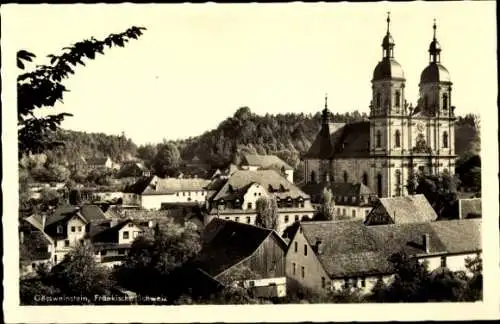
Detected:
[{"left": 47, "top": 108, "right": 479, "bottom": 173}]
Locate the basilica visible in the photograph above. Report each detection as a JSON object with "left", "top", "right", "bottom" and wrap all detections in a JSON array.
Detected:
[{"left": 303, "top": 15, "right": 457, "bottom": 198}]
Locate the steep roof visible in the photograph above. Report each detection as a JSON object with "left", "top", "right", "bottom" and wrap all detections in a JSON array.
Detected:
[
  {"left": 79, "top": 205, "right": 108, "bottom": 223},
  {"left": 124, "top": 176, "right": 210, "bottom": 195},
  {"left": 241, "top": 154, "right": 293, "bottom": 171},
  {"left": 299, "top": 218, "right": 481, "bottom": 279},
  {"left": 430, "top": 219, "right": 481, "bottom": 254},
  {"left": 20, "top": 220, "right": 53, "bottom": 262},
  {"left": 304, "top": 121, "right": 370, "bottom": 159},
  {"left": 212, "top": 170, "right": 309, "bottom": 201},
  {"left": 368, "top": 194, "right": 438, "bottom": 224},
  {"left": 459, "top": 198, "right": 482, "bottom": 219},
  {"left": 192, "top": 218, "right": 286, "bottom": 277}
]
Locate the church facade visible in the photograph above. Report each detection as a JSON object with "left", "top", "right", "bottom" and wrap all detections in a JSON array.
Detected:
[{"left": 303, "top": 15, "right": 457, "bottom": 198}]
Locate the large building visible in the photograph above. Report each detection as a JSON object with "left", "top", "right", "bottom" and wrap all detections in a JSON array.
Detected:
[{"left": 303, "top": 15, "right": 457, "bottom": 198}]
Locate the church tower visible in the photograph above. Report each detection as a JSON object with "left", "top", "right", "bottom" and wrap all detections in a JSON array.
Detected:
[
  {"left": 415, "top": 20, "right": 456, "bottom": 175},
  {"left": 369, "top": 13, "right": 407, "bottom": 197}
]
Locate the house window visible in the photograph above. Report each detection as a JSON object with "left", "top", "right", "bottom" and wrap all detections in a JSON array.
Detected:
[
  {"left": 235, "top": 217, "right": 240, "bottom": 222},
  {"left": 361, "top": 278, "right": 366, "bottom": 288},
  {"left": 295, "top": 215, "right": 299, "bottom": 222},
  {"left": 442, "top": 93, "right": 448, "bottom": 110},
  {"left": 123, "top": 231, "right": 129, "bottom": 240},
  {"left": 77, "top": 226, "right": 82, "bottom": 232},
  {"left": 343, "top": 209, "right": 346, "bottom": 216},
  {"left": 188, "top": 192, "right": 191, "bottom": 196},
  {"left": 294, "top": 241, "right": 298, "bottom": 253},
  {"left": 337, "top": 208, "right": 341, "bottom": 215},
  {"left": 304, "top": 244, "right": 308, "bottom": 256},
  {"left": 225, "top": 217, "right": 230, "bottom": 220},
  {"left": 292, "top": 263, "right": 296, "bottom": 275},
  {"left": 343, "top": 171, "right": 348, "bottom": 183},
  {"left": 183, "top": 192, "right": 185, "bottom": 196},
  {"left": 376, "top": 130, "right": 382, "bottom": 148},
  {"left": 176, "top": 193, "right": 179, "bottom": 196},
  {"left": 395, "top": 130, "right": 401, "bottom": 148},
  {"left": 321, "top": 277, "right": 326, "bottom": 288},
  {"left": 254, "top": 193, "right": 257, "bottom": 196},
  {"left": 440, "top": 256, "right": 447, "bottom": 268},
  {"left": 284, "top": 215, "right": 289, "bottom": 223},
  {"left": 352, "top": 210, "right": 356, "bottom": 218},
  {"left": 301, "top": 266, "right": 305, "bottom": 278},
  {"left": 64, "top": 240, "right": 69, "bottom": 247},
  {"left": 443, "top": 132, "right": 449, "bottom": 148},
  {"left": 395, "top": 91, "right": 401, "bottom": 108},
  {"left": 310, "top": 171, "right": 317, "bottom": 183},
  {"left": 133, "top": 231, "right": 139, "bottom": 238},
  {"left": 247, "top": 202, "right": 253, "bottom": 209},
  {"left": 71, "top": 226, "right": 76, "bottom": 232},
  {"left": 246, "top": 217, "right": 251, "bottom": 224}
]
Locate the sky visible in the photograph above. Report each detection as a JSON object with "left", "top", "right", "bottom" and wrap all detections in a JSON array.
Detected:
[{"left": 3, "top": 2, "right": 497, "bottom": 145}]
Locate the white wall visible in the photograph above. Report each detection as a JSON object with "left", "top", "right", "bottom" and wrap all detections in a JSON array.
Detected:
[
  {"left": 242, "top": 184, "right": 269, "bottom": 210},
  {"left": 141, "top": 191, "right": 208, "bottom": 209},
  {"left": 118, "top": 224, "right": 144, "bottom": 244}
]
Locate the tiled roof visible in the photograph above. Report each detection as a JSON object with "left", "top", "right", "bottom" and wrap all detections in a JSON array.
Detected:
[
  {"left": 304, "top": 121, "right": 370, "bottom": 159},
  {"left": 459, "top": 198, "right": 482, "bottom": 219},
  {"left": 299, "top": 218, "right": 481, "bottom": 279},
  {"left": 80, "top": 205, "right": 107, "bottom": 223},
  {"left": 124, "top": 176, "right": 210, "bottom": 195},
  {"left": 212, "top": 170, "right": 309, "bottom": 201},
  {"left": 45, "top": 205, "right": 81, "bottom": 226},
  {"left": 91, "top": 219, "right": 143, "bottom": 243},
  {"left": 430, "top": 219, "right": 481, "bottom": 254},
  {"left": 192, "top": 218, "right": 285, "bottom": 277},
  {"left": 20, "top": 220, "right": 53, "bottom": 262},
  {"left": 367, "top": 194, "right": 438, "bottom": 224},
  {"left": 242, "top": 154, "right": 293, "bottom": 170},
  {"left": 300, "top": 182, "right": 374, "bottom": 205}
]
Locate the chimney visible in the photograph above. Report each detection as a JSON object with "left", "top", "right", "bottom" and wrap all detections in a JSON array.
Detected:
[{"left": 422, "top": 234, "right": 430, "bottom": 254}]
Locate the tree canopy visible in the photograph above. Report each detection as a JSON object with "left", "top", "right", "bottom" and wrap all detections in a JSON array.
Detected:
[{"left": 255, "top": 196, "right": 279, "bottom": 230}]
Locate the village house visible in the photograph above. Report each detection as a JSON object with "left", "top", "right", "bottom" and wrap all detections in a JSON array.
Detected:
[
  {"left": 191, "top": 218, "right": 288, "bottom": 298},
  {"left": 286, "top": 218, "right": 481, "bottom": 295},
  {"left": 85, "top": 156, "right": 117, "bottom": 171},
  {"left": 301, "top": 182, "right": 378, "bottom": 220},
  {"left": 117, "top": 161, "right": 152, "bottom": 178},
  {"left": 204, "top": 169, "right": 316, "bottom": 234},
  {"left": 240, "top": 154, "right": 295, "bottom": 183},
  {"left": 458, "top": 198, "right": 482, "bottom": 219},
  {"left": 364, "top": 194, "right": 438, "bottom": 225},
  {"left": 123, "top": 175, "right": 211, "bottom": 210},
  {"left": 19, "top": 219, "right": 55, "bottom": 277},
  {"left": 90, "top": 219, "right": 148, "bottom": 268}
]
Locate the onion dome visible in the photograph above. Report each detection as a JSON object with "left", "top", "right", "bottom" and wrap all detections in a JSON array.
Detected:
[{"left": 420, "top": 20, "right": 451, "bottom": 84}]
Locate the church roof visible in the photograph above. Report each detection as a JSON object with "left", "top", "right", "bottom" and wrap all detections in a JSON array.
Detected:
[
  {"left": 420, "top": 62, "right": 451, "bottom": 84},
  {"left": 372, "top": 58, "right": 405, "bottom": 82},
  {"left": 304, "top": 121, "right": 370, "bottom": 159}
]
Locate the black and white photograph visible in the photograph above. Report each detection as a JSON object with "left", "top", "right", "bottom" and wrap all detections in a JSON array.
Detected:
[{"left": 2, "top": 1, "right": 499, "bottom": 323}]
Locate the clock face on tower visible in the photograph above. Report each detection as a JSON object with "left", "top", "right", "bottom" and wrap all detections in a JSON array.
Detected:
[{"left": 417, "top": 122, "right": 425, "bottom": 132}]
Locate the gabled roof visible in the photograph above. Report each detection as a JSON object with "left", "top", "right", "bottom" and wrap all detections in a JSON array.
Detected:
[
  {"left": 299, "top": 218, "right": 481, "bottom": 279},
  {"left": 304, "top": 121, "right": 370, "bottom": 159},
  {"left": 212, "top": 170, "right": 309, "bottom": 201},
  {"left": 20, "top": 220, "right": 53, "bottom": 262},
  {"left": 45, "top": 205, "right": 88, "bottom": 227},
  {"left": 124, "top": 176, "right": 210, "bottom": 195},
  {"left": 366, "top": 194, "right": 438, "bottom": 225},
  {"left": 430, "top": 219, "right": 481, "bottom": 254},
  {"left": 192, "top": 218, "right": 286, "bottom": 277},
  {"left": 79, "top": 205, "right": 107, "bottom": 223},
  {"left": 241, "top": 154, "right": 293, "bottom": 171},
  {"left": 459, "top": 198, "right": 482, "bottom": 219},
  {"left": 91, "top": 219, "right": 144, "bottom": 243}
]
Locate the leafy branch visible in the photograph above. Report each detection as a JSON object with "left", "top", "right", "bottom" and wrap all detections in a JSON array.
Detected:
[{"left": 17, "top": 26, "right": 147, "bottom": 157}]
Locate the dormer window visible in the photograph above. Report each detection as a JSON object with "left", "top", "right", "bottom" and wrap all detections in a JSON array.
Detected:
[{"left": 57, "top": 225, "right": 63, "bottom": 234}]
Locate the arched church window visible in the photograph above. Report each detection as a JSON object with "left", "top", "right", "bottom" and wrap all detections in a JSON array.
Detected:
[
  {"left": 377, "top": 174, "right": 383, "bottom": 197},
  {"left": 424, "top": 95, "right": 429, "bottom": 110},
  {"left": 395, "top": 130, "right": 401, "bottom": 148},
  {"left": 442, "top": 93, "right": 448, "bottom": 110},
  {"left": 395, "top": 91, "right": 401, "bottom": 108},
  {"left": 343, "top": 171, "right": 348, "bottom": 183},
  {"left": 376, "top": 130, "right": 382, "bottom": 148},
  {"left": 395, "top": 170, "right": 402, "bottom": 196},
  {"left": 310, "top": 171, "right": 316, "bottom": 183},
  {"left": 362, "top": 172, "right": 368, "bottom": 186},
  {"left": 443, "top": 131, "right": 449, "bottom": 148},
  {"left": 376, "top": 93, "right": 381, "bottom": 109}
]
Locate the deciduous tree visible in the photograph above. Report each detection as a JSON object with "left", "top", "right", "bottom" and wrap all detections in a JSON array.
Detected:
[
  {"left": 255, "top": 197, "right": 279, "bottom": 231},
  {"left": 153, "top": 143, "right": 181, "bottom": 177}
]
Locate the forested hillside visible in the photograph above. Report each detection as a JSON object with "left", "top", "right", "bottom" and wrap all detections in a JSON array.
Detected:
[{"left": 33, "top": 107, "right": 480, "bottom": 180}]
